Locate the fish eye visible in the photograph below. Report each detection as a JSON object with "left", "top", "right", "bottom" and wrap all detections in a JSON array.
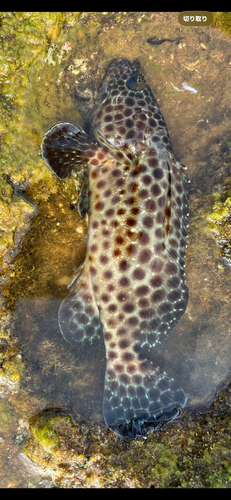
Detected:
[
  {"left": 126, "top": 74, "right": 146, "bottom": 92},
  {"left": 126, "top": 75, "right": 137, "bottom": 90}
]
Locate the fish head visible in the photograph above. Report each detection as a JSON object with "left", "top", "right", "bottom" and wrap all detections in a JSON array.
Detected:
[
  {"left": 99, "top": 58, "right": 146, "bottom": 93},
  {"left": 91, "top": 59, "right": 172, "bottom": 158}
]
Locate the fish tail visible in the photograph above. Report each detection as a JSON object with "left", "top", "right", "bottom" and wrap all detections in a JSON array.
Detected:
[{"left": 103, "top": 359, "right": 186, "bottom": 438}]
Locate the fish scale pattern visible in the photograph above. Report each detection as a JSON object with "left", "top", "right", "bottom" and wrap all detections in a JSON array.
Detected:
[{"left": 41, "top": 59, "right": 189, "bottom": 438}]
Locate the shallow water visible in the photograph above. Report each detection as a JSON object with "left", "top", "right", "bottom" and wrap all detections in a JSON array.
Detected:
[{"left": 1, "top": 11, "right": 231, "bottom": 487}]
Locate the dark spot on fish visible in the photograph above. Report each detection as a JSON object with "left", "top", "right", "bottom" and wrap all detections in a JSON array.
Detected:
[
  {"left": 117, "top": 292, "right": 127, "bottom": 302},
  {"left": 135, "top": 285, "right": 150, "bottom": 296},
  {"left": 115, "top": 235, "right": 124, "bottom": 245},
  {"left": 133, "top": 268, "right": 145, "bottom": 280},
  {"left": 105, "top": 124, "right": 114, "bottom": 132},
  {"left": 125, "top": 118, "right": 134, "bottom": 128},
  {"left": 128, "top": 317, "right": 139, "bottom": 326},
  {"left": 123, "top": 303, "right": 135, "bottom": 313},
  {"left": 150, "top": 276, "right": 163, "bottom": 287},
  {"left": 153, "top": 167, "right": 163, "bottom": 179},
  {"left": 138, "top": 231, "right": 150, "bottom": 245},
  {"left": 139, "top": 189, "right": 149, "bottom": 199},
  {"left": 125, "top": 97, "right": 135, "bottom": 107},
  {"left": 119, "top": 277, "right": 130, "bottom": 287},
  {"left": 126, "top": 217, "right": 136, "bottom": 227},
  {"left": 104, "top": 270, "right": 113, "bottom": 279},
  {"left": 143, "top": 216, "right": 154, "bottom": 228},
  {"left": 119, "top": 260, "right": 130, "bottom": 272},
  {"left": 126, "top": 130, "right": 135, "bottom": 139},
  {"left": 138, "top": 249, "right": 151, "bottom": 263},
  {"left": 100, "top": 255, "right": 109, "bottom": 265}
]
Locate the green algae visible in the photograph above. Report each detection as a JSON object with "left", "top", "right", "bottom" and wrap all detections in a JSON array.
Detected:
[
  {"left": 29, "top": 417, "right": 60, "bottom": 453},
  {"left": 0, "top": 390, "right": 49, "bottom": 488},
  {"left": 2, "top": 179, "right": 87, "bottom": 311},
  {"left": 0, "top": 351, "right": 24, "bottom": 392},
  {"left": 212, "top": 12, "right": 231, "bottom": 38},
  {"left": 150, "top": 442, "right": 180, "bottom": 485},
  {"left": 24, "top": 394, "right": 231, "bottom": 488},
  {"left": 206, "top": 174, "right": 231, "bottom": 267},
  {"left": 26, "top": 410, "right": 87, "bottom": 481},
  {"left": 0, "top": 12, "right": 82, "bottom": 273},
  {"left": 0, "top": 305, "right": 25, "bottom": 394}
]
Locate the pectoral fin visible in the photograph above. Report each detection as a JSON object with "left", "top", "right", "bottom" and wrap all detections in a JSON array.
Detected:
[
  {"left": 41, "top": 121, "right": 113, "bottom": 179},
  {"left": 58, "top": 264, "right": 103, "bottom": 346}
]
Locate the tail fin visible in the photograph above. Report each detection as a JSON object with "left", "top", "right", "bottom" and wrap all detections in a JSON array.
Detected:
[{"left": 103, "top": 360, "right": 186, "bottom": 438}]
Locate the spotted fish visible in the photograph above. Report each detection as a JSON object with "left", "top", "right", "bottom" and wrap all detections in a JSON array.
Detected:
[{"left": 41, "top": 59, "right": 189, "bottom": 438}]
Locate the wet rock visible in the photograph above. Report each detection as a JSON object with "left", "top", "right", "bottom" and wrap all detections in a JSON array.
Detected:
[
  {"left": 25, "top": 400, "right": 231, "bottom": 488},
  {"left": 206, "top": 173, "right": 231, "bottom": 268}
]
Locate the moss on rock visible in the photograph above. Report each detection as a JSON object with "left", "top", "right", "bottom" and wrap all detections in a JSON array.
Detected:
[
  {"left": 206, "top": 173, "right": 231, "bottom": 267},
  {"left": 212, "top": 12, "right": 231, "bottom": 38},
  {"left": 24, "top": 394, "right": 231, "bottom": 488}
]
